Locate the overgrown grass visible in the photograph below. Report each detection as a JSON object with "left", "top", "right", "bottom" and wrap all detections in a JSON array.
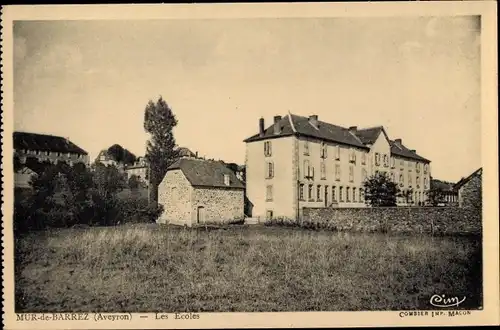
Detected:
[{"left": 15, "top": 225, "right": 482, "bottom": 312}]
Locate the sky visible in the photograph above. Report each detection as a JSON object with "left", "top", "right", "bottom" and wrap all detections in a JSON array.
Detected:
[{"left": 13, "top": 16, "right": 481, "bottom": 182}]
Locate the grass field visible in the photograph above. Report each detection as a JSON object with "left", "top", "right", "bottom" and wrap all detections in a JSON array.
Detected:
[{"left": 15, "top": 224, "right": 482, "bottom": 312}]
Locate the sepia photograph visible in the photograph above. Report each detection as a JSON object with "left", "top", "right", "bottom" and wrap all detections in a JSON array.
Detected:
[{"left": 2, "top": 2, "right": 498, "bottom": 329}]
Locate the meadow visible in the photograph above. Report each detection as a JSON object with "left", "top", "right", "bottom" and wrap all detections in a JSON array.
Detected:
[{"left": 15, "top": 224, "right": 482, "bottom": 312}]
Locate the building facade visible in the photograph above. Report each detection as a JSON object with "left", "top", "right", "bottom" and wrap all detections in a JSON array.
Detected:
[
  {"left": 14, "top": 131, "right": 89, "bottom": 166},
  {"left": 157, "top": 158, "right": 245, "bottom": 226},
  {"left": 244, "top": 114, "right": 431, "bottom": 220},
  {"left": 125, "top": 156, "right": 148, "bottom": 184}
]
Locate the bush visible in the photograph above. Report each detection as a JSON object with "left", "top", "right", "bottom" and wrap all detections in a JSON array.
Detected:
[{"left": 116, "top": 197, "right": 164, "bottom": 224}]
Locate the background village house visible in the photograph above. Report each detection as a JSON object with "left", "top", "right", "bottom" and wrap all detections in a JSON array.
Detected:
[
  {"left": 157, "top": 157, "right": 245, "bottom": 226},
  {"left": 13, "top": 131, "right": 89, "bottom": 188}
]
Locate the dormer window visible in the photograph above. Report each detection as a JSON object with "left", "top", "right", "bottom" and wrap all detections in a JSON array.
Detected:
[{"left": 224, "top": 174, "right": 230, "bottom": 186}]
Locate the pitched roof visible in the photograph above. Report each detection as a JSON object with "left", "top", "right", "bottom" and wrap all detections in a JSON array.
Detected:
[
  {"left": 178, "top": 147, "right": 196, "bottom": 158},
  {"left": 243, "top": 114, "right": 430, "bottom": 162},
  {"left": 167, "top": 158, "right": 245, "bottom": 189},
  {"left": 354, "top": 126, "right": 385, "bottom": 145},
  {"left": 454, "top": 168, "right": 482, "bottom": 190},
  {"left": 389, "top": 140, "right": 430, "bottom": 163},
  {"left": 244, "top": 114, "right": 368, "bottom": 149},
  {"left": 430, "top": 179, "right": 456, "bottom": 191},
  {"left": 14, "top": 131, "right": 88, "bottom": 155}
]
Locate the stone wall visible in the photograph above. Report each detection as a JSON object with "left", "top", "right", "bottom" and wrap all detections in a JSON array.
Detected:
[
  {"left": 158, "top": 169, "right": 193, "bottom": 226},
  {"left": 302, "top": 206, "right": 481, "bottom": 235},
  {"left": 459, "top": 173, "right": 482, "bottom": 212},
  {"left": 192, "top": 187, "right": 244, "bottom": 224}
]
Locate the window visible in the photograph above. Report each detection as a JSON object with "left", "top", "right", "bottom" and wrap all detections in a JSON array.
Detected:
[
  {"left": 349, "top": 151, "right": 356, "bottom": 164},
  {"left": 321, "top": 142, "right": 327, "bottom": 158},
  {"left": 391, "top": 157, "right": 395, "bottom": 168},
  {"left": 224, "top": 174, "right": 230, "bottom": 186},
  {"left": 266, "top": 185, "right": 273, "bottom": 201},
  {"left": 317, "top": 185, "right": 322, "bottom": 201},
  {"left": 383, "top": 154, "right": 388, "bottom": 167},
  {"left": 416, "top": 162, "right": 421, "bottom": 173},
  {"left": 424, "top": 177, "right": 428, "bottom": 188},
  {"left": 335, "top": 146, "right": 341, "bottom": 160},
  {"left": 308, "top": 184, "right": 314, "bottom": 201},
  {"left": 332, "top": 186, "right": 337, "bottom": 201},
  {"left": 320, "top": 161, "right": 326, "bottom": 179},
  {"left": 299, "top": 184, "right": 305, "bottom": 201},
  {"left": 266, "top": 210, "right": 273, "bottom": 220},
  {"left": 353, "top": 187, "right": 357, "bottom": 202},
  {"left": 339, "top": 186, "right": 344, "bottom": 202},
  {"left": 346, "top": 187, "right": 351, "bottom": 202},
  {"left": 399, "top": 174, "right": 404, "bottom": 186},
  {"left": 390, "top": 172, "right": 395, "bottom": 182},
  {"left": 360, "top": 188, "right": 364, "bottom": 202},
  {"left": 424, "top": 164, "right": 428, "bottom": 174},
  {"left": 303, "top": 160, "right": 310, "bottom": 179},
  {"left": 335, "top": 164, "right": 341, "bottom": 181},
  {"left": 375, "top": 153, "right": 380, "bottom": 166},
  {"left": 416, "top": 176, "right": 420, "bottom": 188},
  {"left": 45, "top": 151, "right": 50, "bottom": 156},
  {"left": 264, "top": 141, "right": 272, "bottom": 157},
  {"left": 57, "top": 152, "right": 61, "bottom": 157},
  {"left": 349, "top": 165, "right": 354, "bottom": 182},
  {"left": 361, "top": 153, "right": 366, "bottom": 165},
  {"left": 266, "top": 161, "right": 274, "bottom": 179},
  {"left": 304, "top": 141, "right": 310, "bottom": 155},
  {"left": 400, "top": 159, "right": 405, "bottom": 168},
  {"left": 408, "top": 174, "right": 412, "bottom": 187},
  {"left": 362, "top": 168, "right": 368, "bottom": 181},
  {"left": 375, "top": 170, "right": 379, "bottom": 176}
]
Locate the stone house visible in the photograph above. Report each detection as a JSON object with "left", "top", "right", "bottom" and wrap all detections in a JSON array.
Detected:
[
  {"left": 244, "top": 113, "right": 431, "bottom": 220},
  {"left": 455, "top": 168, "right": 482, "bottom": 211},
  {"left": 157, "top": 158, "right": 245, "bottom": 226}
]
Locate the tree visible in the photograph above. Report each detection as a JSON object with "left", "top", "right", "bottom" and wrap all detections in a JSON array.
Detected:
[
  {"left": 362, "top": 172, "right": 399, "bottom": 207},
  {"left": 107, "top": 144, "right": 137, "bottom": 165},
  {"left": 143, "top": 96, "right": 180, "bottom": 204}
]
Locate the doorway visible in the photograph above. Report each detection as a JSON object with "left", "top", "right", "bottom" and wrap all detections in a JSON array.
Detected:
[{"left": 197, "top": 206, "right": 205, "bottom": 224}]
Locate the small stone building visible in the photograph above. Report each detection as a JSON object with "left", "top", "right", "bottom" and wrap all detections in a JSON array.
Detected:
[
  {"left": 455, "top": 168, "right": 482, "bottom": 211},
  {"left": 158, "top": 158, "right": 245, "bottom": 226}
]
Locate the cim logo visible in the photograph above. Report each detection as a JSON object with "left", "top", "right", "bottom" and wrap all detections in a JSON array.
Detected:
[{"left": 430, "top": 294, "right": 466, "bottom": 308}]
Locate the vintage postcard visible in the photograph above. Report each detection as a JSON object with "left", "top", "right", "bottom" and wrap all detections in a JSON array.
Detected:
[{"left": 1, "top": 1, "right": 499, "bottom": 329}]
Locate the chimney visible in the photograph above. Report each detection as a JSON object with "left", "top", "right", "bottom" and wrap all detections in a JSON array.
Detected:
[
  {"left": 348, "top": 126, "right": 357, "bottom": 133},
  {"left": 309, "top": 115, "right": 318, "bottom": 127},
  {"left": 259, "top": 117, "right": 265, "bottom": 137},
  {"left": 395, "top": 138, "right": 402, "bottom": 145},
  {"left": 273, "top": 115, "right": 282, "bottom": 135}
]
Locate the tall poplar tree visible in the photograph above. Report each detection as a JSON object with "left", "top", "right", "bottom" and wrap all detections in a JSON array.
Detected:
[{"left": 144, "top": 96, "right": 179, "bottom": 204}]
